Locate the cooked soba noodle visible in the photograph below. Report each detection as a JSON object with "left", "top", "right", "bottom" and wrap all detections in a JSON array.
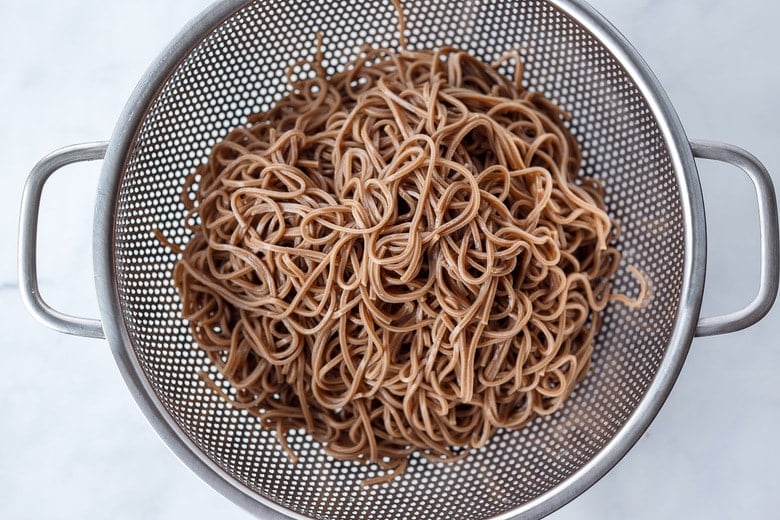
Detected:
[{"left": 169, "top": 26, "right": 646, "bottom": 485}]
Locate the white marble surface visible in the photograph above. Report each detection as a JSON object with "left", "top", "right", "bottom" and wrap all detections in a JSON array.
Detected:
[{"left": 1, "top": 1, "right": 778, "bottom": 518}]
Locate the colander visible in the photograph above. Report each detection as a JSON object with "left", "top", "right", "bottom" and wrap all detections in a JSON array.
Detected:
[{"left": 17, "top": 1, "right": 780, "bottom": 519}]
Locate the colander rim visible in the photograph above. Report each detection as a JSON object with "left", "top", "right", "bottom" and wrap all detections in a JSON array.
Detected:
[{"left": 92, "top": 0, "right": 706, "bottom": 519}]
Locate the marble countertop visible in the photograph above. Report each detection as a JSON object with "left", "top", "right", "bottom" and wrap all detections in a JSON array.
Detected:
[{"left": 2, "top": 1, "right": 778, "bottom": 519}]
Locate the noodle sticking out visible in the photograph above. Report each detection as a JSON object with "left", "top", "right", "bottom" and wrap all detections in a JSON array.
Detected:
[{"left": 171, "top": 33, "right": 646, "bottom": 485}]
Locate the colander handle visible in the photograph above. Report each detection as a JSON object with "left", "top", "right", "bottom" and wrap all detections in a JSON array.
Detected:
[
  {"left": 18, "top": 142, "right": 108, "bottom": 339},
  {"left": 691, "top": 140, "right": 780, "bottom": 337}
]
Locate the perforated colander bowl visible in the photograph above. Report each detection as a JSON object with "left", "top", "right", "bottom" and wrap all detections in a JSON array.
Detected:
[{"left": 19, "top": 1, "right": 780, "bottom": 519}]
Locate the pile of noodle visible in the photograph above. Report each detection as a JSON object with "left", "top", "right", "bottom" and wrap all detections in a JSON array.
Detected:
[{"left": 170, "top": 31, "right": 644, "bottom": 485}]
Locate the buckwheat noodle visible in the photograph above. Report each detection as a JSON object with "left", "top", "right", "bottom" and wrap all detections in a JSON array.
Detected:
[{"left": 170, "top": 10, "right": 646, "bottom": 486}]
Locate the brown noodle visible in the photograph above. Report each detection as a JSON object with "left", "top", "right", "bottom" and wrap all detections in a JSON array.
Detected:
[{"left": 170, "top": 31, "right": 646, "bottom": 485}]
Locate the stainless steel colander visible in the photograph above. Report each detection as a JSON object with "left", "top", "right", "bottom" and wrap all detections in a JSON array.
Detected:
[{"left": 18, "top": 1, "right": 780, "bottom": 519}]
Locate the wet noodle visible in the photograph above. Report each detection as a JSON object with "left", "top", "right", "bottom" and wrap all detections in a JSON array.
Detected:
[{"left": 171, "top": 39, "right": 645, "bottom": 485}]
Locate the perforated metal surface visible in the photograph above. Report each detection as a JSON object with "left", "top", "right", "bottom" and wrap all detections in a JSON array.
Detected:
[{"left": 112, "top": 1, "right": 685, "bottom": 518}]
